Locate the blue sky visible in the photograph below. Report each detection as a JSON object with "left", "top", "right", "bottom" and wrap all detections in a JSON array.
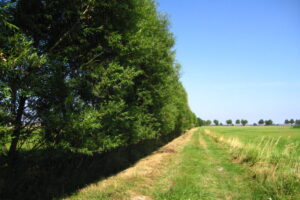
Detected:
[{"left": 157, "top": 0, "right": 300, "bottom": 124}]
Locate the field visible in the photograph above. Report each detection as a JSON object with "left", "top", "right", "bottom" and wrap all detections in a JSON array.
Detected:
[
  {"left": 64, "top": 126, "right": 300, "bottom": 200},
  {"left": 207, "top": 126, "right": 300, "bottom": 152},
  {"left": 204, "top": 126, "right": 300, "bottom": 200}
]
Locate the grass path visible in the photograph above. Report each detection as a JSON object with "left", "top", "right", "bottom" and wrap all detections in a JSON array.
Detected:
[
  {"left": 152, "top": 128, "right": 268, "bottom": 200},
  {"left": 64, "top": 128, "right": 270, "bottom": 200},
  {"left": 64, "top": 128, "right": 197, "bottom": 200}
]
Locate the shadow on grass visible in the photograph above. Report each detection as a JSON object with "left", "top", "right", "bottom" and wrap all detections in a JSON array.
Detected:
[{"left": 0, "top": 131, "right": 181, "bottom": 200}]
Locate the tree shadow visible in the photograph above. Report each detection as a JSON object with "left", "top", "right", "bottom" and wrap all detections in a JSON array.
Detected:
[{"left": 0, "top": 131, "right": 180, "bottom": 200}]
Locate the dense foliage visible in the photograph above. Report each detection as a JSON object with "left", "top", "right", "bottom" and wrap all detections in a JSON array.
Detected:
[{"left": 0, "top": 0, "right": 197, "bottom": 159}]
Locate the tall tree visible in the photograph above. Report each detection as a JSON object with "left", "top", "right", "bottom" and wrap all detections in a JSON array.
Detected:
[
  {"left": 0, "top": 7, "right": 48, "bottom": 162},
  {"left": 197, "top": 118, "right": 204, "bottom": 126},
  {"left": 1, "top": 0, "right": 197, "bottom": 157},
  {"left": 235, "top": 119, "right": 240, "bottom": 125},
  {"left": 213, "top": 119, "right": 219, "bottom": 126},
  {"left": 226, "top": 119, "right": 232, "bottom": 126},
  {"left": 265, "top": 119, "right": 273, "bottom": 126},
  {"left": 258, "top": 119, "right": 264, "bottom": 125},
  {"left": 206, "top": 120, "right": 212, "bottom": 126},
  {"left": 241, "top": 119, "right": 248, "bottom": 126}
]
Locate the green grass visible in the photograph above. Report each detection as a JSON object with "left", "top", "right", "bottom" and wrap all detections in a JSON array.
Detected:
[
  {"left": 204, "top": 126, "right": 300, "bottom": 200},
  {"left": 62, "top": 127, "right": 300, "bottom": 199},
  {"left": 153, "top": 129, "right": 267, "bottom": 200},
  {"left": 207, "top": 126, "right": 300, "bottom": 157}
]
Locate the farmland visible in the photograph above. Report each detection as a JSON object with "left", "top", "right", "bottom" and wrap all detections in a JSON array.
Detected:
[
  {"left": 206, "top": 126, "right": 300, "bottom": 165},
  {"left": 203, "top": 126, "right": 300, "bottom": 200}
]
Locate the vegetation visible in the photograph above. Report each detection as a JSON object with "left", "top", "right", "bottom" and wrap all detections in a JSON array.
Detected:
[
  {"left": 265, "top": 119, "right": 273, "bottom": 126},
  {"left": 197, "top": 118, "right": 212, "bottom": 126},
  {"left": 290, "top": 119, "right": 295, "bottom": 125},
  {"left": 1, "top": 1, "right": 298, "bottom": 199},
  {"left": 213, "top": 119, "right": 219, "bottom": 126},
  {"left": 241, "top": 119, "right": 248, "bottom": 126},
  {"left": 153, "top": 129, "right": 267, "bottom": 200},
  {"left": 0, "top": 0, "right": 196, "bottom": 158},
  {"left": 65, "top": 127, "right": 300, "bottom": 200},
  {"left": 226, "top": 119, "right": 232, "bottom": 126},
  {"left": 292, "top": 120, "right": 300, "bottom": 128},
  {"left": 0, "top": 0, "right": 197, "bottom": 199},
  {"left": 258, "top": 119, "right": 264, "bottom": 125},
  {"left": 205, "top": 126, "right": 300, "bottom": 200},
  {"left": 285, "top": 119, "right": 298, "bottom": 126}
]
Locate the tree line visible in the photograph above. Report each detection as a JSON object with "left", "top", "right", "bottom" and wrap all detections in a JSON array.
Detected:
[
  {"left": 284, "top": 119, "right": 300, "bottom": 125},
  {"left": 0, "top": 0, "right": 197, "bottom": 163},
  {"left": 198, "top": 119, "right": 300, "bottom": 126}
]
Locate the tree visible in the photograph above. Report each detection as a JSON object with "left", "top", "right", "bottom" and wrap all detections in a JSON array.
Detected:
[
  {"left": 290, "top": 119, "right": 295, "bottom": 125},
  {"left": 213, "top": 119, "right": 219, "bottom": 126},
  {"left": 1, "top": 0, "right": 197, "bottom": 159},
  {"left": 258, "top": 119, "right": 264, "bottom": 125},
  {"left": 0, "top": 9, "right": 47, "bottom": 162},
  {"left": 206, "top": 120, "right": 212, "bottom": 126},
  {"left": 284, "top": 119, "right": 290, "bottom": 125},
  {"left": 295, "top": 120, "right": 300, "bottom": 125},
  {"left": 265, "top": 119, "right": 273, "bottom": 126},
  {"left": 197, "top": 118, "right": 204, "bottom": 126},
  {"left": 235, "top": 119, "right": 240, "bottom": 125},
  {"left": 241, "top": 119, "right": 248, "bottom": 126},
  {"left": 226, "top": 119, "right": 232, "bottom": 126}
]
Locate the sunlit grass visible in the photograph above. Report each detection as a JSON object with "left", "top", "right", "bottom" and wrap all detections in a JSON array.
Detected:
[
  {"left": 153, "top": 129, "right": 267, "bottom": 200},
  {"left": 204, "top": 126, "right": 300, "bottom": 199}
]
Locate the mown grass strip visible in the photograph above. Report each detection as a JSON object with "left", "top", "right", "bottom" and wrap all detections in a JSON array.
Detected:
[
  {"left": 153, "top": 128, "right": 266, "bottom": 200},
  {"left": 63, "top": 129, "right": 196, "bottom": 200}
]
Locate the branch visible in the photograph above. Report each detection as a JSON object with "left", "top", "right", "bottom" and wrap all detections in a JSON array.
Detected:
[{"left": 47, "top": 1, "right": 93, "bottom": 52}]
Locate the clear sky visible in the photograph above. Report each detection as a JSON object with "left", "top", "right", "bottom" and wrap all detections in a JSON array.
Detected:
[{"left": 157, "top": 0, "right": 300, "bottom": 124}]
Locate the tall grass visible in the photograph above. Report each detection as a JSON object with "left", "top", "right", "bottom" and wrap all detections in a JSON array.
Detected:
[{"left": 204, "top": 129, "right": 300, "bottom": 199}]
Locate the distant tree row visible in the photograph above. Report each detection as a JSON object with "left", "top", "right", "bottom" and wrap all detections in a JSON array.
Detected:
[
  {"left": 198, "top": 119, "right": 249, "bottom": 126},
  {"left": 197, "top": 118, "right": 300, "bottom": 127},
  {"left": 258, "top": 119, "right": 273, "bottom": 126},
  {"left": 285, "top": 119, "right": 300, "bottom": 125},
  {"left": 201, "top": 119, "right": 278, "bottom": 126},
  {"left": 197, "top": 118, "right": 211, "bottom": 126}
]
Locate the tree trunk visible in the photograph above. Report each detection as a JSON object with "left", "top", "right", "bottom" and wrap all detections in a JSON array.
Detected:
[{"left": 7, "top": 96, "right": 26, "bottom": 165}]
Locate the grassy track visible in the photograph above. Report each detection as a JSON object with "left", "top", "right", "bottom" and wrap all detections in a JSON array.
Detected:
[
  {"left": 63, "top": 129, "right": 196, "bottom": 200},
  {"left": 63, "top": 127, "right": 300, "bottom": 199},
  {"left": 153, "top": 128, "right": 266, "bottom": 200}
]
